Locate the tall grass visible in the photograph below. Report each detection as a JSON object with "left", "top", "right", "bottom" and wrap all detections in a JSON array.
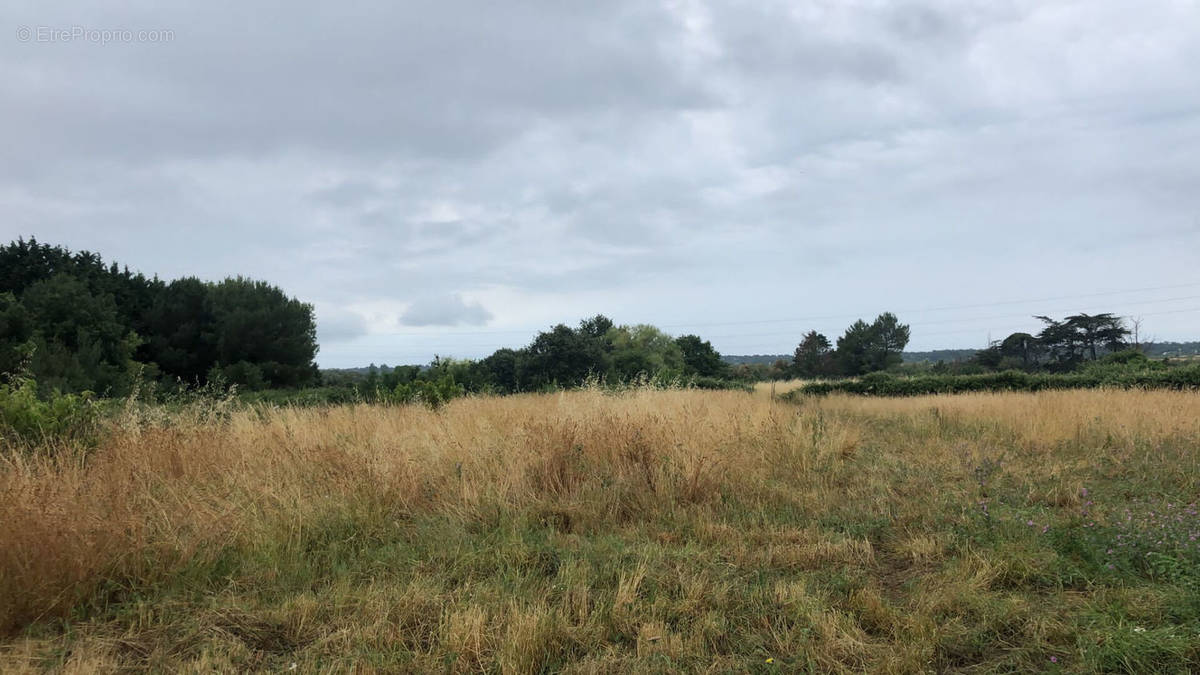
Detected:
[{"left": 2, "top": 388, "right": 1199, "bottom": 672}]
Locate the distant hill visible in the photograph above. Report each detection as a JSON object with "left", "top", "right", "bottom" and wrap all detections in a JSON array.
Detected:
[
  {"left": 721, "top": 354, "right": 790, "bottom": 366},
  {"left": 1144, "top": 341, "right": 1200, "bottom": 357},
  {"left": 901, "top": 349, "right": 980, "bottom": 363}
]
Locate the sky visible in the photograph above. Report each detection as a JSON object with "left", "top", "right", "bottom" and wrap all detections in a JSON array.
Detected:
[{"left": 4, "top": 1, "right": 1200, "bottom": 367}]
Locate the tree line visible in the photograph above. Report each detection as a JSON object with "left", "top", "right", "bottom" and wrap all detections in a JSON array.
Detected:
[
  {"left": 0, "top": 238, "right": 1153, "bottom": 403},
  {"left": 329, "top": 315, "right": 733, "bottom": 399},
  {"left": 0, "top": 238, "right": 319, "bottom": 395}
]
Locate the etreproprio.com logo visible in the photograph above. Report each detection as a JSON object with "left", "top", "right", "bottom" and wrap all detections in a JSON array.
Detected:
[{"left": 16, "top": 25, "right": 175, "bottom": 44}]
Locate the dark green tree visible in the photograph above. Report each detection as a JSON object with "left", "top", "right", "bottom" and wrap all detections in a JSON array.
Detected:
[
  {"left": 675, "top": 334, "right": 727, "bottom": 378},
  {"left": 208, "top": 277, "right": 319, "bottom": 389},
  {"left": 20, "top": 274, "right": 138, "bottom": 395},
  {"left": 1036, "top": 313, "right": 1129, "bottom": 367},
  {"left": 0, "top": 292, "right": 34, "bottom": 378},
  {"left": 867, "top": 312, "right": 910, "bottom": 371},
  {"left": 999, "top": 332, "right": 1042, "bottom": 369},
  {"left": 578, "top": 314, "right": 615, "bottom": 340},
  {"left": 835, "top": 320, "right": 875, "bottom": 376},
  {"left": 143, "top": 277, "right": 217, "bottom": 385},
  {"left": 520, "top": 323, "right": 609, "bottom": 389},
  {"left": 834, "top": 313, "right": 910, "bottom": 376},
  {"left": 792, "top": 330, "right": 833, "bottom": 377},
  {"left": 481, "top": 348, "right": 522, "bottom": 393}
]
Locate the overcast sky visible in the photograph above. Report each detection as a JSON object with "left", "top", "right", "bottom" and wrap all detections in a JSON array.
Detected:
[{"left": 5, "top": 1, "right": 1200, "bottom": 366}]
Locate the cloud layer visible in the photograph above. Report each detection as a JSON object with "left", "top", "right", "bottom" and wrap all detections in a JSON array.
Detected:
[
  {"left": 4, "top": 1, "right": 1199, "bottom": 365},
  {"left": 400, "top": 294, "right": 493, "bottom": 328}
]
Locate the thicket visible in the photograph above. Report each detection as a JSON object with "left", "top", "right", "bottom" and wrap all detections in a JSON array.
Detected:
[
  {"left": 0, "top": 376, "right": 98, "bottom": 448},
  {"left": 0, "top": 238, "right": 319, "bottom": 396}
]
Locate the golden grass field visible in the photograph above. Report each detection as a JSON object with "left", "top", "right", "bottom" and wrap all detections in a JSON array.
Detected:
[{"left": 2, "top": 388, "right": 1199, "bottom": 672}]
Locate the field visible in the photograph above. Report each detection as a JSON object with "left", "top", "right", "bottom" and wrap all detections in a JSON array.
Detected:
[{"left": 2, "top": 388, "right": 1199, "bottom": 672}]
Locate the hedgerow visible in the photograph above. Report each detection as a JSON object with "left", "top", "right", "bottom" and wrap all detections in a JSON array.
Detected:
[{"left": 786, "top": 364, "right": 1200, "bottom": 398}]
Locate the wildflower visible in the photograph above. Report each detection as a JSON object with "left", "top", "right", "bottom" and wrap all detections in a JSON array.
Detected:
[
  {"left": 1081, "top": 488, "right": 1088, "bottom": 497},
  {"left": 1042, "top": 525, "right": 1049, "bottom": 534},
  {"left": 1133, "top": 626, "right": 1146, "bottom": 633},
  {"left": 1050, "top": 656, "right": 1058, "bottom": 663},
  {"left": 1027, "top": 520, "right": 1035, "bottom": 527},
  {"left": 765, "top": 657, "right": 775, "bottom": 664}
]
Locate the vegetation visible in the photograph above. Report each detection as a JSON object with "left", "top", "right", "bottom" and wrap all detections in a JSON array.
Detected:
[
  {"left": 330, "top": 319, "right": 739, "bottom": 401},
  {"left": 2, "top": 387, "right": 1199, "bottom": 671},
  {"left": 790, "top": 351, "right": 1200, "bottom": 398},
  {"left": 0, "top": 238, "right": 319, "bottom": 395}
]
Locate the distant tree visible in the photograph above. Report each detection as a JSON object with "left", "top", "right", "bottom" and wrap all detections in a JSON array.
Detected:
[
  {"left": 868, "top": 312, "right": 910, "bottom": 371},
  {"left": 1035, "top": 313, "right": 1129, "bottom": 367},
  {"left": 675, "top": 334, "right": 727, "bottom": 378},
  {"left": 0, "top": 238, "right": 162, "bottom": 357},
  {"left": 792, "top": 330, "right": 832, "bottom": 378},
  {"left": 520, "top": 324, "right": 609, "bottom": 389},
  {"left": 481, "top": 348, "right": 522, "bottom": 393},
  {"left": 143, "top": 277, "right": 217, "bottom": 385},
  {"left": 363, "top": 364, "right": 380, "bottom": 393},
  {"left": 836, "top": 319, "right": 875, "bottom": 376},
  {"left": 20, "top": 274, "right": 138, "bottom": 395},
  {"left": 208, "top": 277, "right": 319, "bottom": 389},
  {"left": 0, "top": 292, "right": 33, "bottom": 378},
  {"left": 578, "top": 314, "right": 615, "bottom": 340},
  {"left": 833, "top": 313, "right": 910, "bottom": 376},
  {"left": 607, "top": 324, "right": 684, "bottom": 380},
  {"left": 999, "top": 332, "right": 1042, "bottom": 369},
  {"left": 1067, "top": 313, "right": 1129, "bottom": 361}
]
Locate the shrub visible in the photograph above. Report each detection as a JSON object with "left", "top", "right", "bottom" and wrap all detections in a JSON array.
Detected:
[
  {"left": 0, "top": 376, "right": 98, "bottom": 448},
  {"left": 387, "top": 374, "right": 466, "bottom": 409}
]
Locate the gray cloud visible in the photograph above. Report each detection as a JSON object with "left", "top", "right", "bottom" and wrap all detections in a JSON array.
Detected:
[
  {"left": 3, "top": 0, "right": 1200, "bottom": 365},
  {"left": 316, "top": 306, "right": 369, "bottom": 343},
  {"left": 400, "top": 294, "right": 493, "bottom": 327}
]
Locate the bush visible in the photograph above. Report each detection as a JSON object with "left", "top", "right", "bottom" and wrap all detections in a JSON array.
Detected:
[
  {"left": 387, "top": 374, "right": 466, "bottom": 409},
  {"left": 0, "top": 377, "right": 97, "bottom": 448}
]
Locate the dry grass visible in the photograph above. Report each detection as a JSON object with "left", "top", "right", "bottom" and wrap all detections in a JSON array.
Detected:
[
  {"left": 2, "top": 387, "right": 1199, "bottom": 672},
  {"left": 752, "top": 379, "right": 814, "bottom": 398}
]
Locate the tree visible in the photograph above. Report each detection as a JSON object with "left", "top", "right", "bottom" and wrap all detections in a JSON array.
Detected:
[
  {"left": 999, "top": 332, "right": 1042, "bottom": 369},
  {"left": 520, "top": 324, "right": 609, "bottom": 389},
  {"left": 20, "top": 274, "right": 138, "bottom": 395},
  {"left": 1035, "top": 313, "right": 1129, "bottom": 367},
  {"left": 675, "top": 334, "right": 727, "bottom": 378},
  {"left": 606, "top": 324, "right": 684, "bottom": 380},
  {"left": 834, "top": 313, "right": 910, "bottom": 376},
  {"left": 0, "top": 292, "right": 33, "bottom": 378},
  {"left": 208, "top": 277, "right": 319, "bottom": 388},
  {"left": 481, "top": 348, "right": 522, "bottom": 393},
  {"left": 792, "top": 330, "right": 832, "bottom": 378},
  {"left": 578, "top": 314, "right": 614, "bottom": 340},
  {"left": 868, "top": 312, "right": 910, "bottom": 371},
  {"left": 835, "top": 320, "right": 875, "bottom": 376},
  {"left": 143, "top": 277, "right": 217, "bottom": 385},
  {"left": 1066, "top": 313, "right": 1129, "bottom": 361}
]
